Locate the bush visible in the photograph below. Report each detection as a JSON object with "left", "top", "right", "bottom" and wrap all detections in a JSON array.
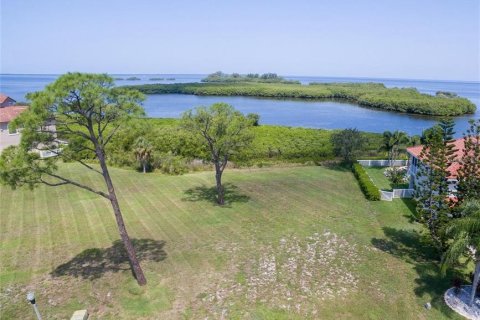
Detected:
[
  {"left": 156, "top": 152, "right": 188, "bottom": 175},
  {"left": 105, "top": 119, "right": 385, "bottom": 171},
  {"left": 384, "top": 167, "right": 408, "bottom": 185},
  {"left": 352, "top": 163, "right": 381, "bottom": 201}
]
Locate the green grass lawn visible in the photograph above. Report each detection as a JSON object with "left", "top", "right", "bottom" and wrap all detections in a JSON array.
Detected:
[
  {"left": 364, "top": 166, "right": 410, "bottom": 191},
  {"left": 0, "top": 164, "right": 461, "bottom": 319}
]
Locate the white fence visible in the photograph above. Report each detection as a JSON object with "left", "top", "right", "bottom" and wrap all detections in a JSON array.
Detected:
[
  {"left": 380, "top": 190, "right": 394, "bottom": 201},
  {"left": 357, "top": 159, "right": 408, "bottom": 167},
  {"left": 357, "top": 159, "right": 414, "bottom": 201},
  {"left": 380, "top": 189, "right": 415, "bottom": 201},
  {"left": 36, "top": 148, "right": 62, "bottom": 158},
  {"left": 393, "top": 189, "right": 414, "bottom": 198}
]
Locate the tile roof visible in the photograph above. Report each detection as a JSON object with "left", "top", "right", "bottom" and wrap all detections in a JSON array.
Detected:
[
  {"left": 0, "top": 94, "right": 15, "bottom": 104},
  {"left": 0, "top": 106, "right": 28, "bottom": 123},
  {"left": 406, "top": 138, "right": 468, "bottom": 179}
]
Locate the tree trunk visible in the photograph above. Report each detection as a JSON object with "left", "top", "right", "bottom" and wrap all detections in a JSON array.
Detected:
[
  {"left": 98, "top": 149, "right": 147, "bottom": 285},
  {"left": 470, "top": 260, "right": 480, "bottom": 306},
  {"left": 215, "top": 164, "right": 224, "bottom": 205},
  {"left": 143, "top": 161, "right": 146, "bottom": 174}
]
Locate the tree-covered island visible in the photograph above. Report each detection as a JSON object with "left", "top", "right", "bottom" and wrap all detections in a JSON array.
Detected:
[{"left": 124, "top": 72, "right": 476, "bottom": 116}]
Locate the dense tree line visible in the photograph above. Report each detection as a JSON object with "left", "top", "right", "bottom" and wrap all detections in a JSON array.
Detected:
[
  {"left": 124, "top": 82, "right": 476, "bottom": 116},
  {"left": 103, "top": 119, "right": 384, "bottom": 173},
  {"left": 201, "top": 71, "right": 300, "bottom": 84}
]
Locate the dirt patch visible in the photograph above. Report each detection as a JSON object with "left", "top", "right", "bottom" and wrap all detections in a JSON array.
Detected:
[{"left": 198, "top": 231, "right": 361, "bottom": 318}]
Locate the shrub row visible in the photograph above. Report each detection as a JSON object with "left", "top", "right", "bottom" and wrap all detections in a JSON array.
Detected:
[
  {"left": 352, "top": 163, "right": 381, "bottom": 201},
  {"left": 103, "top": 119, "right": 385, "bottom": 173}
]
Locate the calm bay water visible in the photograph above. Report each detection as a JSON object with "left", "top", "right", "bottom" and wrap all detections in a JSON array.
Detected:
[{"left": 1, "top": 74, "right": 479, "bottom": 136}]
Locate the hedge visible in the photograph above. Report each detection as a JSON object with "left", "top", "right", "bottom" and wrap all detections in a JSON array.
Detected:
[{"left": 352, "top": 163, "right": 381, "bottom": 201}]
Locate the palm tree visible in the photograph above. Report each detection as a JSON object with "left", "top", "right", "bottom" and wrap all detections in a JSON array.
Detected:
[
  {"left": 442, "top": 200, "right": 480, "bottom": 306},
  {"left": 133, "top": 137, "right": 153, "bottom": 173},
  {"left": 409, "top": 135, "right": 422, "bottom": 146},
  {"left": 381, "top": 130, "right": 408, "bottom": 166}
]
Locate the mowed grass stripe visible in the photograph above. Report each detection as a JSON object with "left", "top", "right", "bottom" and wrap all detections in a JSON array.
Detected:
[
  {"left": 163, "top": 175, "right": 221, "bottom": 243},
  {"left": 55, "top": 182, "right": 75, "bottom": 258},
  {"left": 119, "top": 173, "right": 181, "bottom": 242},
  {"left": 118, "top": 171, "right": 168, "bottom": 238},
  {"left": 127, "top": 175, "right": 208, "bottom": 271},
  {"left": 0, "top": 186, "right": 23, "bottom": 283},
  {"left": 0, "top": 163, "right": 458, "bottom": 320},
  {"left": 82, "top": 173, "right": 116, "bottom": 246},
  {"left": 41, "top": 185, "right": 56, "bottom": 273},
  {"left": 67, "top": 186, "right": 100, "bottom": 253},
  {"left": 191, "top": 173, "right": 251, "bottom": 243},
  {"left": 114, "top": 173, "right": 196, "bottom": 274}
]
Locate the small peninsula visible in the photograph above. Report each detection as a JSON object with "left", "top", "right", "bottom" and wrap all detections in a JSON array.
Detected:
[{"left": 125, "top": 73, "right": 476, "bottom": 116}]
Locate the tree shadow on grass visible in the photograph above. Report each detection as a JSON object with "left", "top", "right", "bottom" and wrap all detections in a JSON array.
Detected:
[
  {"left": 182, "top": 183, "right": 250, "bottom": 207},
  {"left": 371, "top": 227, "right": 461, "bottom": 318},
  {"left": 322, "top": 161, "right": 352, "bottom": 172},
  {"left": 51, "top": 238, "right": 167, "bottom": 280},
  {"left": 371, "top": 227, "right": 439, "bottom": 263},
  {"left": 400, "top": 198, "right": 419, "bottom": 223}
]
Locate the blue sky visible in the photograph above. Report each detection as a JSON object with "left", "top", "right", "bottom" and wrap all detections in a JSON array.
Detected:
[{"left": 1, "top": 0, "right": 479, "bottom": 80}]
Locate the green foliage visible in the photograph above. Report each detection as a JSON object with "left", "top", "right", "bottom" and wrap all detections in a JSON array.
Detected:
[
  {"left": 201, "top": 71, "right": 300, "bottom": 84},
  {"left": 442, "top": 200, "right": 480, "bottom": 273},
  {"left": 126, "top": 76, "right": 141, "bottom": 80},
  {"left": 246, "top": 113, "right": 260, "bottom": 126},
  {"left": 457, "top": 119, "right": 480, "bottom": 202},
  {"left": 0, "top": 146, "right": 50, "bottom": 189},
  {"left": 385, "top": 167, "right": 408, "bottom": 186},
  {"left": 180, "top": 103, "right": 254, "bottom": 204},
  {"left": 133, "top": 136, "right": 154, "bottom": 173},
  {"left": 241, "top": 125, "right": 336, "bottom": 164},
  {"left": 415, "top": 122, "right": 458, "bottom": 250},
  {"left": 436, "top": 91, "right": 458, "bottom": 98},
  {"left": 105, "top": 118, "right": 384, "bottom": 171},
  {"left": 1, "top": 72, "right": 145, "bottom": 192},
  {"left": 352, "top": 163, "right": 381, "bottom": 201},
  {"left": 331, "top": 128, "right": 366, "bottom": 163},
  {"left": 441, "top": 200, "right": 480, "bottom": 305},
  {"left": 381, "top": 130, "right": 409, "bottom": 166},
  {"left": 125, "top": 82, "right": 476, "bottom": 116},
  {"left": 180, "top": 103, "right": 255, "bottom": 163},
  {"left": 0, "top": 72, "right": 150, "bottom": 285},
  {"left": 155, "top": 152, "right": 188, "bottom": 175}
]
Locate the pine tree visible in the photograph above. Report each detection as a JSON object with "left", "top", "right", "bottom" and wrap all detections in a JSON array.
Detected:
[
  {"left": 442, "top": 200, "right": 480, "bottom": 306},
  {"left": 457, "top": 119, "right": 480, "bottom": 202},
  {"left": 415, "top": 121, "right": 457, "bottom": 250}
]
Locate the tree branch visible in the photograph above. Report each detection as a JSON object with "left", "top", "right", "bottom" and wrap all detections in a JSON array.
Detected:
[
  {"left": 45, "top": 172, "right": 110, "bottom": 199},
  {"left": 40, "top": 178, "right": 69, "bottom": 187},
  {"left": 102, "top": 124, "right": 121, "bottom": 147}
]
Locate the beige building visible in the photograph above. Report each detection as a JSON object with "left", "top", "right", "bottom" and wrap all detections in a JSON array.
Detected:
[{"left": 0, "top": 103, "right": 28, "bottom": 152}]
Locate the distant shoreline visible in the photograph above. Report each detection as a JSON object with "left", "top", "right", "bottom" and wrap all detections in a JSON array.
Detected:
[
  {"left": 124, "top": 82, "right": 477, "bottom": 116},
  {"left": 1, "top": 73, "right": 479, "bottom": 84}
]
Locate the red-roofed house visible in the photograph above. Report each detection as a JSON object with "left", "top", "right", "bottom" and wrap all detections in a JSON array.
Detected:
[
  {"left": 0, "top": 105, "right": 28, "bottom": 151},
  {"left": 406, "top": 138, "right": 466, "bottom": 193},
  {"left": 0, "top": 94, "right": 16, "bottom": 107}
]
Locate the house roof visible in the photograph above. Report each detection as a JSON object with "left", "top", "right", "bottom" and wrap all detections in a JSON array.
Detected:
[
  {"left": 406, "top": 138, "right": 467, "bottom": 179},
  {"left": 0, "top": 94, "right": 16, "bottom": 104},
  {"left": 0, "top": 106, "right": 28, "bottom": 123}
]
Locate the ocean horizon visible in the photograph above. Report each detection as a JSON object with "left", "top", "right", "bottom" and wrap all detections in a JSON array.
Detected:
[{"left": 1, "top": 73, "right": 479, "bottom": 136}]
